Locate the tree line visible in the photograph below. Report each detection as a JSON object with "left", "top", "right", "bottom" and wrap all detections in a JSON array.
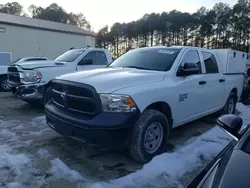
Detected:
[
  {"left": 97, "top": 0, "right": 250, "bottom": 57},
  {"left": 0, "top": 2, "right": 91, "bottom": 30},
  {"left": 1, "top": 1, "right": 250, "bottom": 58}
]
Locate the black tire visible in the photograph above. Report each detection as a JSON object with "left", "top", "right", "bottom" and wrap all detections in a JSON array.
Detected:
[
  {"left": 241, "top": 87, "right": 250, "bottom": 105},
  {"left": 0, "top": 75, "right": 11, "bottom": 92},
  {"left": 219, "top": 92, "right": 237, "bottom": 115},
  {"left": 26, "top": 100, "right": 41, "bottom": 107},
  {"left": 43, "top": 86, "right": 52, "bottom": 106},
  {"left": 129, "top": 109, "right": 169, "bottom": 164},
  {"left": 11, "top": 87, "right": 17, "bottom": 94}
]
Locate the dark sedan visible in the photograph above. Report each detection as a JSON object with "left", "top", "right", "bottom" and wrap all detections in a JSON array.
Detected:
[{"left": 187, "top": 114, "right": 250, "bottom": 188}]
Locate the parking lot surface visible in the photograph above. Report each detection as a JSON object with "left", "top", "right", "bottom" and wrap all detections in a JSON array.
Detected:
[{"left": 0, "top": 92, "right": 233, "bottom": 188}]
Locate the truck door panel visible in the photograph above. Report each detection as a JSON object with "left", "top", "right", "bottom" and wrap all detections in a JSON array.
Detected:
[
  {"left": 175, "top": 50, "right": 207, "bottom": 125},
  {"left": 201, "top": 51, "right": 225, "bottom": 111}
]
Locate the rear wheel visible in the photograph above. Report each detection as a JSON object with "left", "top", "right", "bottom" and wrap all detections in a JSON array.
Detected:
[
  {"left": 129, "top": 109, "right": 169, "bottom": 163},
  {"left": 0, "top": 75, "right": 11, "bottom": 92},
  {"left": 219, "top": 92, "right": 237, "bottom": 115},
  {"left": 242, "top": 87, "right": 250, "bottom": 105}
]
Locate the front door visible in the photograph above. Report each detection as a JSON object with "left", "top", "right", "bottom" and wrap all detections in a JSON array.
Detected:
[
  {"left": 77, "top": 50, "right": 108, "bottom": 71},
  {"left": 175, "top": 50, "right": 207, "bottom": 125}
]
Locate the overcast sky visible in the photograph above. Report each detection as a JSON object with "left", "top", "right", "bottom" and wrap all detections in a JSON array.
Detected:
[{"left": 1, "top": 0, "right": 238, "bottom": 31}]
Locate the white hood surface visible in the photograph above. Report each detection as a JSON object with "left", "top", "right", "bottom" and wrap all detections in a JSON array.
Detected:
[
  {"left": 56, "top": 67, "right": 165, "bottom": 93},
  {"left": 16, "top": 60, "right": 66, "bottom": 70}
]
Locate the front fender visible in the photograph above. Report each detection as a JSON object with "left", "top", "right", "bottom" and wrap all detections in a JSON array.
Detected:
[{"left": 113, "top": 82, "right": 178, "bottom": 123}]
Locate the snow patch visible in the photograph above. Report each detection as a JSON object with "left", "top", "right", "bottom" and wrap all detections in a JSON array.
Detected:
[
  {"left": 12, "top": 125, "right": 25, "bottom": 130},
  {"left": 0, "top": 129, "right": 17, "bottom": 141},
  {"left": 29, "top": 128, "right": 51, "bottom": 136},
  {"left": 32, "top": 116, "right": 46, "bottom": 124},
  {"left": 38, "top": 149, "right": 50, "bottom": 159},
  {"left": 6, "top": 182, "right": 24, "bottom": 188},
  {"left": 0, "top": 120, "right": 16, "bottom": 128},
  {"left": 90, "top": 127, "right": 231, "bottom": 188},
  {"left": 50, "top": 158, "right": 84, "bottom": 182},
  {"left": 0, "top": 145, "right": 32, "bottom": 177}
]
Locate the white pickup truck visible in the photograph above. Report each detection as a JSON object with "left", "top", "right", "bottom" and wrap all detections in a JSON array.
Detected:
[
  {"left": 7, "top": 47, "right": 112, "bottom": 104},
  {"left": 44, "top": 46, "right": 246, "bottom": 163}
]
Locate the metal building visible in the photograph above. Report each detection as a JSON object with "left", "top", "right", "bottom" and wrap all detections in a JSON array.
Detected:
[{"left": 0, "top": 12, "right": 96, "bottom": 61}]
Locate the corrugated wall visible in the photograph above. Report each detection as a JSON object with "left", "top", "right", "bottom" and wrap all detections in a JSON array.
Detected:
[{"left": 0, "top": 24, "right": 96, "bottom": 60}]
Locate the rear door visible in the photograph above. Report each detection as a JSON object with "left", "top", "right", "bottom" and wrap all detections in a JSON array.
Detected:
[
  {"left": 77, "top": 50, "right": 108, "bottom": 71},
  {"left": 201, "top": 51, "right": 225, "bottom": 111},
  {"left": 175, "top": 50, "right": 207, "bottom": 125}
]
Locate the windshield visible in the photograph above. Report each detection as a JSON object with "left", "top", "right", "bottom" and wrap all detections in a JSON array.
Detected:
[
  {"left": 25, "top": 58, "right": 47, "bottom": 61},
  {"left": 109, "top": 47, "right": 181, "bottom": 71},
  {"left": 55, "top": 49, "right": 86, "bottom": 62}
]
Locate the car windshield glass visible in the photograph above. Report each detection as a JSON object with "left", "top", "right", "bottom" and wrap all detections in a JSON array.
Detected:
[
  {"left": 109, "top": 47, "right": 181, "bottom": 71},
  {"left": 25, "top": 58, "right": 47, "bottom": 61},
  {"left": 55, "top": 49, "right": 86, "bottom": 62}
]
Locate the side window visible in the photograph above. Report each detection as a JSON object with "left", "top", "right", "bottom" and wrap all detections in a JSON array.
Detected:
[
  {"left": 78, "top": 51, "right": 108, "bottom": 65},
  {"left": 181, "top": 50, "right": 202, "bottom": 74},
  {"left": 95, "top": 51, "right": 108, "bottom": 65},
  {"left": 201, "top": 52, "right": 219, "bottom": 73},
  {"left": 79, "top": 51, "right": 96, "bottom": 65}
]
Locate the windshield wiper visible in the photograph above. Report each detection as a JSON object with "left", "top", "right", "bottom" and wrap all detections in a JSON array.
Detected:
[{"left": 123, "top": 66, "right": 152, "bottom": 70}]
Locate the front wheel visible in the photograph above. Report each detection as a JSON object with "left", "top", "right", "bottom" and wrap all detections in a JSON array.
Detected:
[
  {"left": 129, "top": 109, "right": 169, "bottom": 163},
  {"left": 0, "top": 75, "right": 11, "bottom": 92},
  {"left": 43, "top": 86, "right": 52, "bottom": 106}
]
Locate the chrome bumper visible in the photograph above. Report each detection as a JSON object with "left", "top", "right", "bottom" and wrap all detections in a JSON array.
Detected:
[{"left": 11, "top": 82, "right": 46, "bottom": 101}]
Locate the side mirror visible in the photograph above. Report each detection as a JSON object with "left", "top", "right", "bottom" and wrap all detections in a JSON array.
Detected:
[
  {"left": 179, "top": 62, "right": 199, "bottom": 76},
  {"left": 78, "top": 58, "right": 93, "bottom": 65},
  {"left": 247, "top": 68, "right": 250, "bottom": 77},
  {"left": 217, "top": 114, "right": 243, "bottom": 140}
]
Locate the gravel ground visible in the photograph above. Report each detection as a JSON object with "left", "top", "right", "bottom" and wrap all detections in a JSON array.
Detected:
[{"left": 0, "top": 92, "right": 219, "bottom": 188}]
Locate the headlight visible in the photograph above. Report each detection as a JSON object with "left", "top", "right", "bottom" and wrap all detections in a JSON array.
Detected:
[
  {"left": 20, "top": 71, "right": 42, "bottom": 83},
  {"left": 100, "top": 94, "right": 137, "bottom": 112}
]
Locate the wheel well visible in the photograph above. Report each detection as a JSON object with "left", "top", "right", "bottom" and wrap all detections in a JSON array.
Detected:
[
  {"left": 0, "top": 74, "right": 7, "bottom": 79},
  {"left": 145, "top": 102, "right": 173, "bottom": 126},
  {"left": 232, "top": 88, "right": 237, "bottom": 95},
  {"left": 42, "top": 81, "right": 52, "bottom": 93}
]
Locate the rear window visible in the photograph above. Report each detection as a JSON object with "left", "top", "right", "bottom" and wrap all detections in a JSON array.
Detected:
[
  {"left": 109, "top": 48, "right": 181, "bottom": 71},
  {"left": 202, "top": 51, "right": 219, "bottom": 73}
]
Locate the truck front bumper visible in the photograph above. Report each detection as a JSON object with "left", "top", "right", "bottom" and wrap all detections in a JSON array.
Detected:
[
  {"left": 45, "top": 101, "right": 141, "bottom": 150},
  {"left": 11, "top": 82, "right": 46, "bottom": 102}
]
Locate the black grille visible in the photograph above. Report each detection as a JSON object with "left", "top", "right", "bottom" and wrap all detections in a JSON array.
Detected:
[
  {"left": 8, "top": 66, "right": 18, "bottom": 72},
  {"left": 8, "top": 66, "right": 20, "bottom": 83},
  {"left": 50, "top": 80, "right": 100, "bottom": 118}
]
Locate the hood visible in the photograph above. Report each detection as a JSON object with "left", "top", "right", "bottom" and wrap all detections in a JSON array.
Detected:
[
  {"left": 57, "top": 67, "right": 165, "bottom": 93},
  {"left": 16, "top": 60, "right": 66, "bottom": 70}
]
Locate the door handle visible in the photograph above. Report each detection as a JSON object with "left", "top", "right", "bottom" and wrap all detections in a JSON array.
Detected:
[
  {"left": 199, "top": 81, "right": 207, "bottom": 85},
  {"left": 219, "top": 79, "right": 225, "bottom": 82}
]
